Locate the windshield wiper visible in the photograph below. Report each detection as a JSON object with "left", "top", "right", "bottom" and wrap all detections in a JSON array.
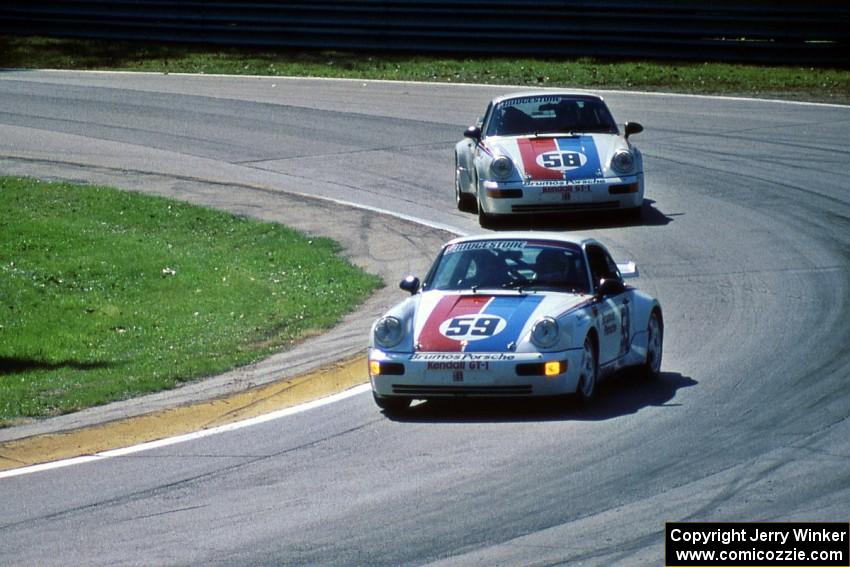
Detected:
[{"left": 501, "top": 279, "right": 531, "bottom": 292}]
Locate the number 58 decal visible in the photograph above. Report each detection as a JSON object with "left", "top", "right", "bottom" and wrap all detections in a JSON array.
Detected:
[
  {"left": 439, "top": 315, "right": 507, "bottom": 341},
  {"left": 537, "top": 151, "right": 588, "bottom": 171}
]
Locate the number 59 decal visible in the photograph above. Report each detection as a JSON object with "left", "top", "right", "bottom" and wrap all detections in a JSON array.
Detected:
[{"left": 439, "top": 315, "right": 507, "bottom": 341}]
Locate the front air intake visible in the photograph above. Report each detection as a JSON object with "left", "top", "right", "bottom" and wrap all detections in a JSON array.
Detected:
[{"left": 392, "top": 384, "right": 532, "bottom": 396}]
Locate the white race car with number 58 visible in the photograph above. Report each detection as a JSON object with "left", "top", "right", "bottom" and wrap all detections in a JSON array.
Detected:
[
  {"left": 455, "top": 91, "right": 645, "bottom": 227},
  {"left": 368, "top": 232, "right": 663, "bottom": 413}
]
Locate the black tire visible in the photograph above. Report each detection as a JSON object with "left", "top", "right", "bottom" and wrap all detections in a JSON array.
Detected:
[
  {"left": 640, "top": 310, "right": 663, "bottom": 380},
  {"left": 576, "top": 335, "right": 598, "bottom": 404},
  {"left": 455, "top": 156, "right": 477, "bottom": 213},
  {"left": 373, "top": 392, "right": 411, "bottom": 413},
  {"left": 477, "top": 198, "right": 501, "bottom": 229},
  {"left": 478, "top": 206, "right": 494, "bottom": 228}
]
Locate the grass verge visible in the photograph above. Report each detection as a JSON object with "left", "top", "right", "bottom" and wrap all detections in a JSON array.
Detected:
[
  {"left": 0, "top": 177, "right": 382, "bottom": 424},
  {"left": 1, "top": 36, "right": 848, "bottom": 105}
]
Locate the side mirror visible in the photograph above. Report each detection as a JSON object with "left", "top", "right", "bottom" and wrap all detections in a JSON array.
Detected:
[
  {"left": 463, "top": 125, "right": 481, "bottom": 140},
  {"left": 597, "top": 278, "right": 625, "bottom": 297},
  {"left": 399, "top": 275, "right": 420, "bottom": 295},
  {"left": 616, "top": 261, "right": 639, "bottom": 279},
  {"left": 624, "top": 122, "right": 644, "bottom": 139}
]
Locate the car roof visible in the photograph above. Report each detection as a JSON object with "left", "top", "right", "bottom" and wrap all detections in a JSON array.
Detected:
[
  {"left": 444, "top": 231, "right": 597, "bottom": 249},
  {"left": 490, "top": 90, "right": 606, "bottom": 106}
]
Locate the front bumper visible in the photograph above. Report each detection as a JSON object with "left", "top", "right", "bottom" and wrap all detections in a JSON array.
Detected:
[
  {"left": 478, "top": 174, "right": 643, "bottom": 215},
  {"left": 369, "top": 348, "right": 584, "bottom": 398}
]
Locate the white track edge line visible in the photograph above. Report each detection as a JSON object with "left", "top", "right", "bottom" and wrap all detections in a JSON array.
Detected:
[
  {"left": 0, "top": 384, "right": 372, "bottom": 479},
  {"left": 268, "top": 189, "right": 468, "bottom": 237},
  {"left": 26, "top": 68, "right": 850, "bottom": 110}
]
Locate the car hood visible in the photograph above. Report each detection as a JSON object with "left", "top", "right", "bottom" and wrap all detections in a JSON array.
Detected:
[
  {"left": 412, "top": 290, "right": 590, "bottom": 352},
  {"left": 484, "top": 133, "right": 629, "bottom": 182}
]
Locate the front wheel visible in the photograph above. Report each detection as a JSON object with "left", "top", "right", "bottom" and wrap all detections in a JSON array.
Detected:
[
  {"left": 477, "top": 199, "right": 501, "bottom": 229},
  {"left": 478, "top": 206, "right": 494, "bottom": 228},
  {"left": 576, "top": 335, "right": 598, "bottom": 404},
  {"left": 373, "top": 392, "right": 411, "bottom": 414},
  {"left": 640, "top": 311, "right": 663, "bottom": 380},
  {"left": 455, "top": 156, "right": 477, "bottom": 213}
]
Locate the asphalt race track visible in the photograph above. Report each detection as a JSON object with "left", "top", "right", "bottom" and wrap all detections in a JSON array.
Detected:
[{"left": 0, "top": 71, "right": 848, "bottom": 565}]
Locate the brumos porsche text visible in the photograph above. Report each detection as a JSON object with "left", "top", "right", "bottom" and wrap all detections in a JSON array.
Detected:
[{"left": 410, "top": 353, "right": 516, "bottom": 361}]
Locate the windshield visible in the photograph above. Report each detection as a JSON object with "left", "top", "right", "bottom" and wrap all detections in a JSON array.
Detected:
[
  {"left": 425, "top": 239, "right": 590, "bottom": 294},
  {"left": 485, "top": 95, "right": 618, "bottom": 137}
]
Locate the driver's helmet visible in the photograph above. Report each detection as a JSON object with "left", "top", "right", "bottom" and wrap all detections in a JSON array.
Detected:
[
  {"left": 469, "top": 251, "right": 508, "bottom": 288},
  {"left": 534, "top": 249, "right": 566, "bottom": 284},
  {"left": 555, "top": 100, "right": 580, "bottom": 129}
]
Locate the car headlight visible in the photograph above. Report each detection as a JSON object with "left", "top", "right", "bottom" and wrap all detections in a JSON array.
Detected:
[
  {"left": 374, "top": 316, "right": 404, "bottom": 348},
  {"left": 611, "top": 150, "right": 634, "bottom": 174},
  {"left": 490, "top": 156, "right": 514, "bottom": 180},
  {"left": 530, "top": 317, "right": 559, "bottom": 348}
]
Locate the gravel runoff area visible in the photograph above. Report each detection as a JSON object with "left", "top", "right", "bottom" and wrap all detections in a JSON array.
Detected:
[{"left": 0, "top": 157, "right": 454, "bottom": 443}]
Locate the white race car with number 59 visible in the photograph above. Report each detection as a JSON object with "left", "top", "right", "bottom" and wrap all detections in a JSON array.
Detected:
[
  {"left": 368, "top": 232, "right": 663, "bottom": 413},
  {"left": 455, "top": 91, "right": 645, "bottom": 227}
]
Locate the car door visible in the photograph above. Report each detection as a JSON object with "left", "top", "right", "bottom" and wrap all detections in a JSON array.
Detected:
[{"left": 586, "top": 245, "right": 631, "bottom": 366}]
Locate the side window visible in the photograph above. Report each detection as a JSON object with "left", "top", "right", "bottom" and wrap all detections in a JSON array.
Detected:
[
  {"left": 463, "top": 257, "right": 481, "bottom": 280},
  {"left": 603, "top": 252, "right": 622, "bottom": 282},
  {"left": 479, "top": 102, "right": 493, "bottom": 132},
  {"left": 586, "top": 245, "right": 621, "bottom": 288}
]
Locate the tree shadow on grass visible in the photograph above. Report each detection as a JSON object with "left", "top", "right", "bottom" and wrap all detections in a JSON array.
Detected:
[
  {"left": 383, "top": 370, "right": 696, "bottom": 423},
  {"left": 0, "top": 35, "right": 347, "bottom": 72},
  {"left": 0, "top": 35, "right": 201, "bottom": 70},
  {"left": 0, "top": 356, "right": 112, "bottom": 375}
]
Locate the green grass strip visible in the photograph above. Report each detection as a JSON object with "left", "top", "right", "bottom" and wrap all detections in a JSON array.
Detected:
[
  {"left": 2, "top": 35, "right": 848, "bottom": 105},
  {"left": 0, "top": 177, "right": 382, "bottom": 423}
]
